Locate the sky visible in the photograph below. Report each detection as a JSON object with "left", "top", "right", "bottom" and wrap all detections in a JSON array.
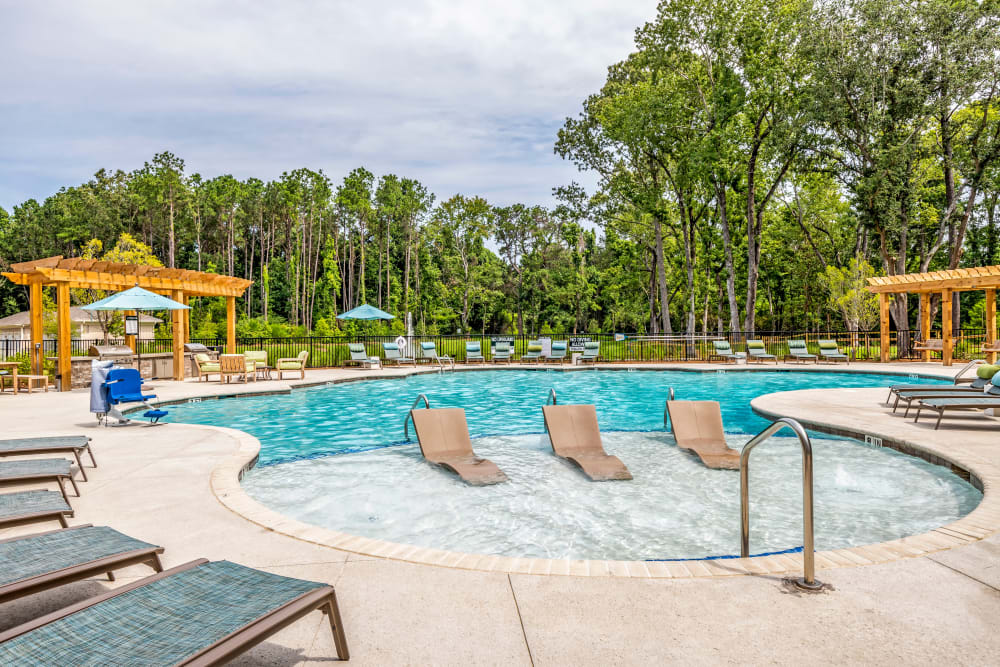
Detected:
[{"left": 0, "top": 1, "right": 657, "bottom": 211}]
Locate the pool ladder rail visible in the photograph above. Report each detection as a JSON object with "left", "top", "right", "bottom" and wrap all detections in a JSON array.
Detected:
[
  {"left": 546, "top": 388, "right": 558, "bottom": 405},
  {"left": 403, "top": 394, "right": 431, "bottom": 441}
]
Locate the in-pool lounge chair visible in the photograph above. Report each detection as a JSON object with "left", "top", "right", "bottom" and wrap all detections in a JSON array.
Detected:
[
  {"left": 522, "top": 341, "right": 544, "bottom": 362},
  {"left": 492, "top": 341, "right": 514, "bottom": 364},
  {"left": 746, "top": 340, "right": 777, "bottom": 364},
  {"left": 545, "top": 341, "right": 568, "bottom": 364},
  {"left": 0, "top": 559, "right": 349, "bottom": 664},
  {"left": 885, "top": 359, "right": 988, "bottom": 403},
  {"left": 408, "top": 407, "right": 508, "bottom": 485},
  {"left": 579, "top": 341, "right": 601, "bottom": 364},
  {"left": 0, "top": 490, "right": 73, "bottom": 530},
  {"left": 541, "top": 403, "right": 632, "bottom": 481},
  {"left": 710, "top": 340, "right": 741, "bottom": 363},
  {"left": 382, "top": 342, "right": 415, "bottom": 366},
  {"left": 913, "top": 378, "right": 1000, "bottom": 430},
  {"left": 194, "top": 353, "right": 221, "bottom": 381},
  {"left": 0, "top": 524, "right": 164, "bottom": 604},
  {"left": 0, "top": 459, "right": 80, "bottom": 505},
  {"left": 465, "top": 341, "right": 485, "bottom": 364},
  {"left": 786, "top": 340, "right": 818, "bottom": 363},
  {"left": 818, "top": 339, "right": 849, "bottom": 363},
  {"left": 346, "top": 343, "right": 380, "bottom": 369},
  {"left": 664, "top": 400, "right": 741, "bottom": 469},
  {"left": 0, "top": 436, "right": 95, "bottom": 481},
  {"left": 277, "top": 350, "right": 309, "bottom": 379},
  {"left": 419, "top": 341, "right": 455, "bottom": 369}
]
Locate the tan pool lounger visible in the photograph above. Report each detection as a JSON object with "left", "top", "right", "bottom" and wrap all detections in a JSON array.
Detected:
[
  {"left": 409, "top": 408, "right": 508, "bottom": 485},
  {"left": 541, "top": 404, "right": 632, "bottom": 481},
  {"left": 665, "top": 400, "right": 741, "bottom": 469}
]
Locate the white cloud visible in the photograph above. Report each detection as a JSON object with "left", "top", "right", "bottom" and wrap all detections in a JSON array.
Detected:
[{"left": 0, "top": 0, "right": 656, "bottom": 208}]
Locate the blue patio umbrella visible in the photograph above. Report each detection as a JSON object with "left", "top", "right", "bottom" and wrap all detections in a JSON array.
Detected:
[
  {"left": 83, "top": 286, "right": 190, "bottom": 370},
  {"left": 336, "top": 304, "right": 394, "bottom": 320}
]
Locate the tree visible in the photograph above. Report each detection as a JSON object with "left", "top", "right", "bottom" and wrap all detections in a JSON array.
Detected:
[{"left": 820, "top": 256, "right": 880, "bottom": 334}]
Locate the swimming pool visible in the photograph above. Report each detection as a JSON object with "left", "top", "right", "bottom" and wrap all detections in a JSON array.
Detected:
[{"left": 166, "top": 369, "right": 980, "bottom": 560}]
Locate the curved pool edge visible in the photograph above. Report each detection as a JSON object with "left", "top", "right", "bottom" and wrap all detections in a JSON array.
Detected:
[{"left": 200, "top": 368, "right": 993, "bottom": 579}]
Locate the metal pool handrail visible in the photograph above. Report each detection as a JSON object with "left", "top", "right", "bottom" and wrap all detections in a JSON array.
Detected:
[
  {"left": 403, "top": 394, "right": 431, "bottom": 441},
  {"left": 546, "top": 388, "right": 558, "bottom": 405},
  {"left": 740, "top": 417, "right": 822, "bottom": 591},
  {"left": 662, "top": 387, "right": 676, "bottom": 428}
]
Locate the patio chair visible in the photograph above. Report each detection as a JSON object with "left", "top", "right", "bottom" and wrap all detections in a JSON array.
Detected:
[
  {"left": 382, "top": 342, "right": 415, "bottom": 366},
  {"left": 0, "top": 559, "right": 349, "bottom": 663},
  {"left": 346, "top": 343, "right": 380, "bottom": 369},
  {"left": 0, "top": 436, "right": 96, "bottom": 482},
  {"left": 818, "top": 339, "right": 849, "bottom": 363},
  {"left": 220, "top": 354, "right": 255, "bottom": 384},
  {"left": 0, "top": 524, "right": 164, "bottom": 604},
  {"left": 710, "top": 340, "right": 740, "bottom": 363},
  {"left": 0, "top": 490, "right": 73, "bottom": 530},
  {"left": 465, "top": 341, "right": 485, "bottom": 364},
  {"left": 419, "top": 341, "right": 455, "bottom": 369},
  {"left": 492, "top": 341, "right": 514, "bottom": 364},
  {"left": 545, "top": 340, "right": 568, "bottom": 364},
  {"left": 541, "top": 403, "right": 632, "bottom": 481},
  {"left": 408, "top": 407, "right": 508, "bottom": 485},
  {"left": 521, "top": 341, "right": 544, "bottom": 363},
  {"left": 194, "top": 353, "right": 221, "bottom": 382},
  {"left": 243, "top": 350, "right": 270, "bottom": 379},
  {"left": 885, "top": 360, "right": 991, "bottom": 403},
  {"left": 579, "top": 341, "right": 600, "bottom": 364},
  {"left": 0, "top": 459, "right": 80, "bottom": 505},
  {"left": 786, "top": 340, "right": 818, "bottom": 363},
  {"left": 664, "top": 400, "right": 740, "bottom": 469},
  {"left": 277, "top": 350, "right": 309, "bottom": 379},
  {"left": 746, "top": 340, "right": 777, "bottom": 364}
]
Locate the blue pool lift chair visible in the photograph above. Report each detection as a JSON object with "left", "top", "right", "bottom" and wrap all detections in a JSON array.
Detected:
[{"left": 102, "top": 368, "right": 167, "bottom": 426}]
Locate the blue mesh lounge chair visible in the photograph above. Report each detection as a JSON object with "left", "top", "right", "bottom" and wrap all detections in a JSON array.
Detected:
[
  {"left": 0, "top": 524, "right": 163, "bottom": 604},
  {"left": 579, "top": 341, "right": 601, "bottom": 364},
  {"left": 786, "top": 340, "right": 818, "bottom": 363},
  {"left": 710, "top": 340, "right": 740, "bottom": 363},
  {"left": 0, "top": 490, "right": 73, "bottom": 530},
  {"left": 746, "top": 340, "right": 776, "bottom": 364},
  {"left": 465, "top": 341, "right": 485, "bottom": 364},
  {"left": 346, "top": 343, "right": 380, "bottom": 369},
  {"left": 818, "top": 339, "right": 849, "bottom": 363},
  {"left": 0, "top": 436, "right": 95, "bottom": 481},
  {"left": 382, "top": 342, "right": 415, "bottom": 366},
  {"left": 913, "top": 379, "right": 1000, "bottom": 430},
  {"left": 492, "top": 341, "right": 514, "bottom": 364},
  {"left": 0, "top": 459, "right": 80, "bottom": 505},
  {"left": 0, "top": 559, "right": 349, "bottom": 664},
  {"left": 885, "top": 362, "right": 996, "bottom": 403},
  {"left": 545, "top": 341, "right": 568, "bottom": 364}
]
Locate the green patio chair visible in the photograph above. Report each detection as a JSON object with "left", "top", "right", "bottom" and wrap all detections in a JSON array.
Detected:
[
  {"left": 194, "top": 353, "right": 221, "bottom": 382},
  {"left": 465, "top": 341, "right": 485, "bottom": 364},
  {"left": 276, "top": 350, "right": 309, "bottom": 379},
  {"left": 786, "top": 340, "right": 818, "bottom": 363},
  {"left": 818, "top": 340, "right": 849, "bottom": 363},
  {"left": 382, "top": 342, "right": 415, "bottom": 366},
  {"left": 345, "top": 344, "right": 380, "bottom": 370},
  {"left": 746, "top": 340, "right": 776, "bottom": 364},
  {"left": 546, "top": 341, "right": 568, "bottom": 364},
  {"left": 522, "top": 341, "right": 544, "bottom": 362},
  {"left": 243, "top": 350, "right": 269, "bottom": 378},
  {"left": 492, "top": 341, "right": 514, "bottom": 364},
  {"left": 419, "top": 341, "right": 455, "bottom": 369},
  {"left": 579, "top": 341, "right": 600, "bottom": 363},
  {"left": 710, "top": 340, "right": 740, "bottom": 363}
]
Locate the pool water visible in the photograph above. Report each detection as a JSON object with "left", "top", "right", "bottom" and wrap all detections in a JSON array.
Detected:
[{"left": 165, "top": 369, "right": 980, "bottom": 560}]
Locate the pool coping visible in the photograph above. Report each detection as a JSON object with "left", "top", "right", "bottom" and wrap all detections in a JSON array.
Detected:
[{"left": 204, "top": 364, "right": 996, "bottom": 578}]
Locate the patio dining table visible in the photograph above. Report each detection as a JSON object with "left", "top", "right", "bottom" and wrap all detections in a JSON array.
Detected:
[{"left": 0, "top": 362, "right": 18, "bottom": 395}]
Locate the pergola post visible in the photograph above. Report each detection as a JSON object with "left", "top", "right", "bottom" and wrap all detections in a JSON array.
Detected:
[
  {"left": 171, "top": 290, "right": 185, "bottom": 381},
  {"left": 879, "top": 293, "right": 890, "bottom": 363},
  {"left": 182, "top": 294, "right": 191, "bottom": 342},
  {"left": 919, "top": 293, "right": 931, "bottom": 363},
  {"left": 226, "top": 296, "right": 236, "bottom": 354},
  {"left": 942, "top": 289, "right": 953, "bottom": 367},
  {"left": 987, "top": 288, "right": 997, "bottom": 364},
  {"left": 56, "top": 283, "right": 72, "bottom": 391},
  {"left": 29, "top": 282, "right": 43, "bottom": 375}
]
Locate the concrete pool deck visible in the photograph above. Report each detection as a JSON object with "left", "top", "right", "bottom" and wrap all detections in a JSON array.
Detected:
[{"left": 1, "top": 361, "right": 999, "bottom": 664}]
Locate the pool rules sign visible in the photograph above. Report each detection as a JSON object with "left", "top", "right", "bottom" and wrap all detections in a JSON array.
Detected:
[{"left": 124, "top": 315, "right": 139, "bottom": 336}]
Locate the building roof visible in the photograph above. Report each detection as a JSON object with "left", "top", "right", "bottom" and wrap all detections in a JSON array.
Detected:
[{"left": 0, "top": 308, "right": 161, "bottom": 327}]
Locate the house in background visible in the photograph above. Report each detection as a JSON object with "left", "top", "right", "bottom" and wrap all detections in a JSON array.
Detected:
[{"left": 0, "top": 307, "right": 160, "bottom": 341}]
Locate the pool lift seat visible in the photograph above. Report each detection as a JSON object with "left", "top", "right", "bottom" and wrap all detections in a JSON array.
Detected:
[
  {"left": 405, "top": 395, "right": 508, "bottom": 485},
  {"left": 664, "top": 394, "right": 741, "bottom": 469},
  {"left": 101, "top": 368, "right": 167, "bottom": 426},
  {"left": 541, "top": 389, "right": 632, "bottom": 481}
]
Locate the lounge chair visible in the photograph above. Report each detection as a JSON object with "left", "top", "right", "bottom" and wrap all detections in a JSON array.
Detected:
[
  {"left": 746, "top": 340, "right": 777, "bottom": 364},
  {"left": 194, "top": 353, "right": 221, "bottom": 381},
  {"left": 0, "top": 559, "right": 349, "bottom": 663},
  {"left": 382, "top": 342, "right": 415, "bottom": 366},
  {"left": 0, "top": 436, "right": 96, "bottom": 482},
  {"left": 0, "top": 459, "right": 80, "bottom": 505},
  {"left": 818, "top": 339, "right": 849, "bottom": 363},
  {"left": 885, "top": 361, "right": 993, "bottom": 403},
  {"left": 522, "top": 341, "right": 543, "bottom": 362},
  {"left": 418, "top": 341, "right": 455, "bottom": 369},
  {"left": 277, "top": 350, "right": 309, "bottom": 379},
  {"left": 465, "top": 341, "right": 485, "bottom": 364},
  {"left": 0, "top": 524, "right": 164, "bottom": 604},
  {"left": 0, "top": 490, "right": 73, "bottom": 530},
  {"left": 892, "top": 386, "right": 996, "bottom": 416},
  {"left": 492, "top": 341, "right": 514, "bottom": 364},
  {"left": 579, "top": 341, "right": 600, "bottom": 364},
  {"left": 541, "top": 404, "right": 632, "bottom": 481},
  {"left": 545, "top": 341, "right": 568, "bottom": 364},
  {"left": 243, "top": 350, "right": 270, "bottom": 379},
  {"left": 664, "top": 400, "right": 741, "bottom": 469},
  {"left": 710, "top": 340, "right": 740, "bottom": 363},
  {"left": 346, "top": 343, "right": 381, "bottom": 369},
  {"left": 408, "top": 408, "right": 508, "bottom": 485},
  {"left": 219, "top": 354, "right": 255, "bottom": 383},
  {"left": 786, "top": 340, "right": 818, "bottom": 363},
  {"left": 913, "top": 394, "right": 1000, "bottom": 429}
]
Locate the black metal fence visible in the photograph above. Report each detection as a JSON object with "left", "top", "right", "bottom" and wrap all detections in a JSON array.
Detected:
[{"left": 1, "top": 329, "right": 992, "bottom": 367}]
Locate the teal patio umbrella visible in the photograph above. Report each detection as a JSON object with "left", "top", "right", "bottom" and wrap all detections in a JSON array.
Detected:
[
  {"left": 83, "top": 286, "right": 190, "bottom": 369},
  {"left": 336, "top": 304, "right": 394, "bottom": 320}
]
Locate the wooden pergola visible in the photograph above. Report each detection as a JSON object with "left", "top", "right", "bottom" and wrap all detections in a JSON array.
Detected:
[
  {"left": 867, "top": 265, "right": 999, "bottom": 366},
  {"left": 3, "top": 256, "right": 252, "bottom": 390}
]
